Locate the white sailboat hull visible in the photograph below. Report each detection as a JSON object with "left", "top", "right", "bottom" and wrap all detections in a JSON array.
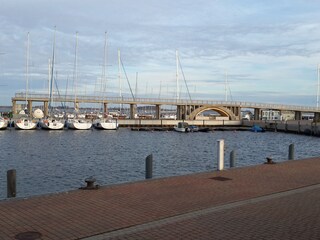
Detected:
[
  {"left": 93, "top": 119, "right": 118, "bottom": 130},
  {"left": 15, "top": 118, "right": 37, "bottom": 130},
  {"left": 67, "top": 119, "right": 92, "bottom": 130},
  {"left": 40, "top": 119, "right": 64, "bottom": 130},
  {"left": 0, "top": 118, "right": 8, "bottom": 129}
]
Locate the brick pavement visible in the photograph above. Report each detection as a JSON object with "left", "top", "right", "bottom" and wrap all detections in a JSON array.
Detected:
[{"left": 0, "top": 157, "right": 319, "bottom": 240}]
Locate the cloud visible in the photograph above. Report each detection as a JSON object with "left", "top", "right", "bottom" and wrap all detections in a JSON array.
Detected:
[{"left": 1, "top": 0, "right": 320, "bottom": 107}]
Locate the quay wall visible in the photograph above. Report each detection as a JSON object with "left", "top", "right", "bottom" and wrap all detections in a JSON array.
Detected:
[
  {"left": 6, "top": 116, "right": 320, "bottom": 135},
  {"left": 243, "top": 120, "right": 320, "bottom": 136},
  {"left": 118, "top": 119, "right": 241, "bottom": 128}
]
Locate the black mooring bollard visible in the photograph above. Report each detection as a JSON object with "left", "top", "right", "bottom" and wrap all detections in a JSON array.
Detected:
[
  {"left": 288, "top": 144, "right": 295, "bottom": 160},
  {"left": 145, "top": 154, "right": 153, "bottom": 179},
  {"left": 7, "top": 169, "right": 16, "bottom": 198},
  {"left": 230, "top": 150, "right": 236, "bottom": 168}
]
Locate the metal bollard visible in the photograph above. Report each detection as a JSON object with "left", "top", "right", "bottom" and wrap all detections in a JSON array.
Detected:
[
  {"left": 7, "top": 169, "right": 16, "bottom": 198},
  {"left": 230, "top": 150, "right": 236, "bottom": 168},
  {"left": 217, "top": 139, "right": 224, "bottom": 171},
  {"left": 288, "top": 144, "right": 295, "bottom": 160},
  {"left": 145, "top": 154, "right": 153, "bottom": 179}
]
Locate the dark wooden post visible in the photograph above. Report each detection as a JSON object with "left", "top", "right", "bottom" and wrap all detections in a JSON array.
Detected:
[
  {"left": 288, "top": 144, "right": 295, "bottom": 160},
  {"left": 145, "top": 154, "right": 153, "bottom": 179},
  {"left": 7, "top": 169, "right": 16, "bottom": 198},
  {"left": 230, "top": 150, "right": 236, "bottom": 168}
]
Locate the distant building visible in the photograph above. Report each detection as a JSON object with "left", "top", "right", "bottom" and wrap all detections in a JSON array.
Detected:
[
  {"left": 261, "top": 110, "right": 295, "bottom": 121},
  {"left": 261, "top": 110, "right": 281, "bottom": 120},
  {"left": 301, "top": 113, "right": 314, "bottom": 120}
]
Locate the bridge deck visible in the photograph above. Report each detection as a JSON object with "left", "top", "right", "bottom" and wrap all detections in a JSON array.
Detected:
[{"left": 12, "top": 92, "right": 320, "bottom": 112}]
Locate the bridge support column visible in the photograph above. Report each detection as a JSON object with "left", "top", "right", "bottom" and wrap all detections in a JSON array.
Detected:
[
  {"left": 103, "top": 103, "right": 108, "bottom": 114},
  {"left": 295, "top": 111, "right": 302, "bottom": 121},
  {"left": 183, "top": 105, "right": 188, "bottom": 119},
  {"left": 314, "top": 112, "right": 320, "bottom": 122},
  {"left": 186, "top": 105, "right": 192, "bottom": 115},
  {"left": 155, "top": 105, "right": 161, "bottom": 119},
  {"left": 232, "top": 106, "right": 241, "bottom": 120},
  {"left": 176, "top": 106, "right": 183, "bottom": 120},
  {"left": 44, "top": 101, "right": 49, "bottom": 117},
  {"left": 27, "top": 100, "right": 32, "bottom": 114},
  {"left": 12, "top": 100, "right": 17, "bottom": 114},
  {"left": 130, "top": 104, "right": 137, "bottom": 119},
  {"left": 74, "top": 102, "right": 80, "bottom": 111},
  {"left": 254, "top": 108, "right": 260, "bottom": 120}
]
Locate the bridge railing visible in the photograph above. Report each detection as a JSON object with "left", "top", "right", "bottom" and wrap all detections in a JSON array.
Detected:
[{"left": 14, "top": 92, "right": 320, "bottom": 112}]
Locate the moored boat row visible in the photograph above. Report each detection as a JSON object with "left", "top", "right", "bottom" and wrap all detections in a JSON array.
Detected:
[
  {"left": 3, "top": 111, "right": 119, "bottom": 131},
  {"left": 7, "top": 118, "right": 119, "bottom": 130}
]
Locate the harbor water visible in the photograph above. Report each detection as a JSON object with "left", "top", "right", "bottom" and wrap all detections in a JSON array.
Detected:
[{"left": 1, "top": 128, "right": 320, "bottom": 200}]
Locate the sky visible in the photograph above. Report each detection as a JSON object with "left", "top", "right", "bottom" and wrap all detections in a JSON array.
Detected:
[{"left": 1, "top": 0, "right": 320, "bottom": 107}]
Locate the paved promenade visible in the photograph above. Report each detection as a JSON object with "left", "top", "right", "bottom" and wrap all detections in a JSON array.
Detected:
[{"left": 1, "top": 158, "right": 320, "bottom": 240}]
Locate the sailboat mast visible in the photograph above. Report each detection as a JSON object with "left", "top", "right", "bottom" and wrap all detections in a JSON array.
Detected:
[
  {"left": 317, "top": 64, "right": 320, "bottom": 109},
  {"left": 118, "top": 49, "right": 122, "bottom": 112},
  {"left": 176, "top": 50, "right": 179, "bottom": 101},
  {"left": 25, "top": 32, "right": 30, "bottom": 108},
  {"left": 73, "top": 32, "right": 79, "bottom": 110},
  {"left": 118, "top": 49, "right": 122, "bottom": 98},
  {"left": 135, "top": 72, "right": 138, "bottom": 98},
  {"left": 48, "top": 58, "right": 51, "bottom": 97},
  {"left": 225, "top": 70, "right": 228, "bottom": 102},
  {"left": 49, "top": 27, "right": 56, "bottom": 110},
  {"left": 102, "top": 32, "right": 107, "bottom": 95}
]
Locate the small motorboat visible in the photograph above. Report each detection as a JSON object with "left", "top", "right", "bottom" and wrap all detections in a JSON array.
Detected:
[
  {"left": 174, "top": 122, "right": 190, "bottom": 132},
  {"left": 189, "top": 125, "right": 199, "bottom": 132},
  {"left": 251, "top": 125, "right": 265, "bottom": 132}
]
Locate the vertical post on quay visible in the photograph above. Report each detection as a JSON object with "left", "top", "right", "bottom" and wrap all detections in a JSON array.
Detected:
[
  {"left": 7, "top": 169, "right": 16, "bottom": 198},
  {"left": 217, "top": 139, "right": 224, "bottom": 171},
  {"left": 288, "top": 144, "right": 295, "bottom": 160},
  {"left": 230, "top": 150, "right": 236, "bottom": 168},
  {"left": 145, "top": 154, "right": 153, "bottom": 179}
]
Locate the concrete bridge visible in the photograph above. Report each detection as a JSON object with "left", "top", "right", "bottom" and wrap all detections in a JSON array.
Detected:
[{"left": 12, "top": 92, "right": 320, "bottom": 121}]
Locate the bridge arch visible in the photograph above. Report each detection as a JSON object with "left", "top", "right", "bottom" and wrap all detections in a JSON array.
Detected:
[{"left": 188, "top": 106, "right": 237, "bottom": 120}]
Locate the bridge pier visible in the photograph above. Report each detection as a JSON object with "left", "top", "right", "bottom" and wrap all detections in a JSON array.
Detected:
[
  {"left": 178, "top": 105, "right": 187, "bottom": 120},
  {"left": 44, "top": 101, "right": 49, "bottom": 117},
  {"left": 155, "top": 105, "right": 161, "bottom": 119},
  {"left": 103, "top": 103, "right": 108, "bottom": 114},
  {"left": 12, "top": 100, "right": 17, "bottom": 114},
  {"left": 177, "top": 106, "right": 182, "bottom": 120},
  {"left": 130, "top": 104, "right": 137, "bottom": 119},
  {"left": 74, "top": 102, "right": 80, "bottom": 111},
  {"left": 27, "top": 100, "right": 32, "bottom": 114},
  {"left": 295, "top": 111, "right": 302, "bottom": 121},
  {"left": 231, "top": 106, "right": 241, "bottom": 120},
  {"left": 254, "top": 108, "right": 261, "bottom": 120},
  {"left": 314, "top": 112, "right": 320, "bottom": 122}
]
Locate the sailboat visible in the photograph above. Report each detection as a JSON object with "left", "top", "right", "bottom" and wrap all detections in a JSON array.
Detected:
[
  {"left": 93, "top": 33, "right": 118, "bottom": 130},
  {"left": 39, "top": 28, "right": 64, "bottom": 130},
  {"left": 67, "top": 32, "right": 92, "bottom": 130},
  {"left": 93, "top": 115, "right": 118, "bottom": 130},
  {"left": 0, "top": 117, "right": 8, "bottom": 130},
  {"left": 15, "top": 32, "right": 38, "bottom": 130}
]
